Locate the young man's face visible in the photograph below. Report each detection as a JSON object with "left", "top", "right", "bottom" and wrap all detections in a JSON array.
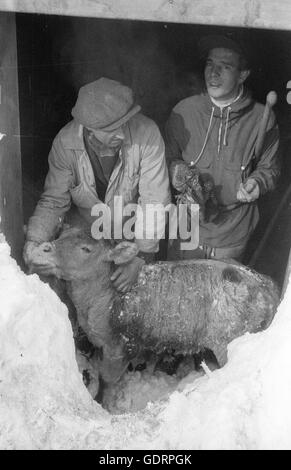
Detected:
[{"left": 204, "top": 48, "right": 249, "bottom": 102}]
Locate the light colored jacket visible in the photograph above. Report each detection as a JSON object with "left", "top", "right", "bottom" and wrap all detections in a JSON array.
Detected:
[{"left": 27, "top": 113, "right": 171, "bottom": 252}]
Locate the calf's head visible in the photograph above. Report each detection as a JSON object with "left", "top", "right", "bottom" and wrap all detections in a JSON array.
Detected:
[{"left": 34, "top": 227, "right": 139, "bottom": 281}]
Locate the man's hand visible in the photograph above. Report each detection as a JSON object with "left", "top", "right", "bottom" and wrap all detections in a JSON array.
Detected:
[
  {"left": 23, "top": 240, "right": 40, "bottom": 267},
  {"left": 236, "top": 178, "right": 260, "bottom": 203},
  {"left": 111, "top": 257, "right": 145, "bottom": 293}
]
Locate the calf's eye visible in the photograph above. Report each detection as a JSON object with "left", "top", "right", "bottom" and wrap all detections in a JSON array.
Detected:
[{"left": 81, "top": 246, "right": 92, "bottom": 253}]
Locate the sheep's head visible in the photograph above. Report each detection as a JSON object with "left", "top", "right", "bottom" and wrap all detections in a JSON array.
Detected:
[
  {"left": 210, "top": 265, "right": 279, "bottom": 353},
  {"left": 224, "top": 266, "right": 278, "bottom": 334}
]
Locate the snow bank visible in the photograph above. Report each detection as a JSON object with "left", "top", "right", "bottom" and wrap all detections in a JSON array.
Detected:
[
  {"left": 103, "top": 365, "right": 204, "bottom": 415},
  {"left": 1, "top": 235, "right": 291, "bottom": 450}
]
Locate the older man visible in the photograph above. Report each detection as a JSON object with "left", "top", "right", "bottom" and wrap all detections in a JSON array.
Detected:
[
  {"left": 165, "top": 35, "right": 280, "bottom": 261},
  {"left": 24, "top": 77, "right": 171, "bottom": 291}
]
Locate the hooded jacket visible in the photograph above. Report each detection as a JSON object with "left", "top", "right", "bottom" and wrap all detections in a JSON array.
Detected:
[
  {"left": 27, "top": 113, "right": 171, "bottom": 253},
  {"left": 165, "top": 91, "right": 280, "bottom": 249}
]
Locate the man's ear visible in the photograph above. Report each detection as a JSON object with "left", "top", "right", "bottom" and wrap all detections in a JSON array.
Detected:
[
  {"left": 239, "top": 69, "right": 250, "bottom": 84},
  {"left": 105, "top": 241, "right": 139, "bottom": 265}
]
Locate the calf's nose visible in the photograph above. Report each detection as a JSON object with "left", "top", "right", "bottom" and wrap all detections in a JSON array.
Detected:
[{"left": 41, "top": 242, "right": 54, "bottom": 253}]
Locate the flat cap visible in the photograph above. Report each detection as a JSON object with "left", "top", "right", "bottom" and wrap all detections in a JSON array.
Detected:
[{"left": 72, "top": 77, "right": 141, "bottom": 131}]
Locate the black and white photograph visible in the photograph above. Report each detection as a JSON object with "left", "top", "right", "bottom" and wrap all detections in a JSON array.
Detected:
[{"left": 0, "top": 0, "right": 291, "bottom": 452}]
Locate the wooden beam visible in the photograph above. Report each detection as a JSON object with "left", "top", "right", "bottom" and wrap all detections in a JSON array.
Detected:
[
  {"left": 0, "top": 12, "right": 23, "bottom": 261},
  {"left": 0, "top": 0, "right": 291, "bottom": 31}
]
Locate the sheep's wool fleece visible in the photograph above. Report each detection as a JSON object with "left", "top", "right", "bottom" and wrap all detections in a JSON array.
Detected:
[{"left": 1, "top": 235, "right": 291, "bottom": 450}]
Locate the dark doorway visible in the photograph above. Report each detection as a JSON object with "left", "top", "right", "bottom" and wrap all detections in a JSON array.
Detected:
[{"left": 16, "top": 13, "right": 291, "bottom": 289}]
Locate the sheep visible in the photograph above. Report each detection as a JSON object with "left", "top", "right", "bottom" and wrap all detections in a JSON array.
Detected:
[{"left": 32, "top": 226, "right": 279, "bottom": 387}]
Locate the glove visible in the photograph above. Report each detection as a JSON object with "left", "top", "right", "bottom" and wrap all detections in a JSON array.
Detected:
[
  {"left": 110, "top": 256, "right": 145, "bottom": 293},
  {"left": 236, "top": 178, "right": 260, "bottom": 203}
]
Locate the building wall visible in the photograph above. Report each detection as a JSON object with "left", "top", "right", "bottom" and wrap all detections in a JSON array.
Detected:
[
  {"left": 1, "top": 0, "right": 291, "bottom": 31},
  {"left": 0, "top": 12, "right": 23, "bottom": 261}
]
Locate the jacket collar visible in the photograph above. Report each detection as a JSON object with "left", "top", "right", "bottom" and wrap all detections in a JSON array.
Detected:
[
  {"left": 61, "top": 121, "right": 85, "bottom": 150},
  {"left": 202, "top": 89, "right": 254, "bottom": 119}
]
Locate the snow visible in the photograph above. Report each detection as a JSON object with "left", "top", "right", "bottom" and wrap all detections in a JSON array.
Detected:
[
  {"left": 0, "top": 234, "right": 291, "bottom": 449},
  {"left": 103, "top": 363, "right": 204, "bottom": 415}
]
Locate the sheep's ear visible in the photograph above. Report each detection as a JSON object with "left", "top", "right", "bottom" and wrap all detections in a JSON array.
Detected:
[{"left": 105, "top": 241, "right": 139, "bottom": 265}]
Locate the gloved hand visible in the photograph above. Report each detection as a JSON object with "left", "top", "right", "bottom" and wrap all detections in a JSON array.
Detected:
[
  {"left": 110, "top": 256, "right": 145, "bottom": 293},
  {"left": 236, "top": 178, "right": 260, "bottom": 203}
]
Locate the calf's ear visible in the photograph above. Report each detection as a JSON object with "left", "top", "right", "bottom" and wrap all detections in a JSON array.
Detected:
[{"left": 105, "top": 241, "right": 139, "bottom": 265}]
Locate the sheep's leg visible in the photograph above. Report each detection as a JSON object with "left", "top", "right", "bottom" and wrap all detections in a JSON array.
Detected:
[
  {"left": 128, "top": 351, "right": 157, "bottom": 373},
  {"left": 75, "top": 348, "right": 100, "bottom": 399},
  {"left": 98, "top": 343, "right": 129, "bottom": 384}
]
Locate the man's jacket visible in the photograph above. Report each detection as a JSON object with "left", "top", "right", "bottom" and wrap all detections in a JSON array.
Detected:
[
  {"left": 165, "top": 91, "right": 280, "bottom": 249},
  {"left": 27, "top": 113, "right": 171, "bottom": 253}
]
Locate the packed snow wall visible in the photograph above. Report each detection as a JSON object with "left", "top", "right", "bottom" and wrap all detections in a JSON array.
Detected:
[{"left": 1, "top": 234, "right": 291, "bottom": 450}]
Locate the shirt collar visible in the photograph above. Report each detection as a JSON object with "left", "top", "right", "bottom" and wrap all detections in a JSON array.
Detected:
[{"left": 210, "top": 85, "right": 244, "bottom": 109}]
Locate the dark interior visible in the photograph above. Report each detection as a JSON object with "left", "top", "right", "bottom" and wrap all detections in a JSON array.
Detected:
[{"left": 16, "top": 13, "right": 291, "bottom": 289}]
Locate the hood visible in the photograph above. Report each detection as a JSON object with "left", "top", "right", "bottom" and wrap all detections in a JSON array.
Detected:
[
  {"left": 191, "top": 89, "right": 255, "bottom": 165},
  {"left": 202, "top": 88, "right": 254, "bottom": 119}
]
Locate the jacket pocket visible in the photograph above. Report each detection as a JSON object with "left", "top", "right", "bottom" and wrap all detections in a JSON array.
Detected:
[
  {"left": 222, "top": 144, "right": 251, "bottom": 172},
  {"left": 69, "top": 182, "right": 98, "bottom": 208},
  {"left": 195, "top": 154, "right": 212, "bottom": 171},
  {"left": 220, "top": 165, "right": 242, "bottom": 205}
]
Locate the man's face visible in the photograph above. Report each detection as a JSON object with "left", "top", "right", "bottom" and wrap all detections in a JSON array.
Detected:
[
  {"left": 204, "top": 48, "right": 249, "bottom": 102},
  {"left": 87, "top": 125, "right": 125, "bottom": 149}
]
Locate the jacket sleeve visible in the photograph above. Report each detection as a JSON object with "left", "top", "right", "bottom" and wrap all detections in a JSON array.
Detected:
[
  {"left": 135, "top": 122, "right": 171, "bottom": 253},
  {"left": 250, "top": 110, "right": 280, "bottom": 195},
  {"left": 26, "top": 137, "right": 74, "bottom": 243},
  {"left": 164, "top": 110, "right": 185, "bottom": 165}
]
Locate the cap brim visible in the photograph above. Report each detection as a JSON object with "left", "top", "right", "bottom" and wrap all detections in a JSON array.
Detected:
[{"left": 98, "top": 104, "right": 141, "bottom": 132}]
